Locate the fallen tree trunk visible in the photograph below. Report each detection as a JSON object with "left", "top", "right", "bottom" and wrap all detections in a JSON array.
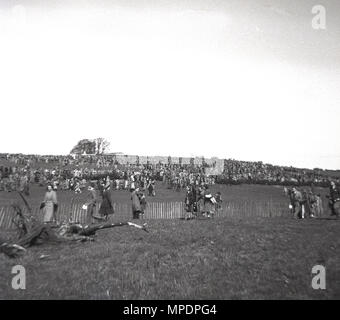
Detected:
[
  {"left": 1, "top": 220, "right": 148, "bottom": 258},
  {"left": 17, "top": 224, "right": 62, "bottom": 247},
  {"left": 79, "top": 221, "right": 148, "bottom": 236},
  {"left": 1, "top": 194, "right": 149, "bottom": 258}
]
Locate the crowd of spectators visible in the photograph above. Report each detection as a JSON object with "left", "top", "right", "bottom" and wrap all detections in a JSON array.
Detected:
[
  {"left": 0, "top": 153, "right": 339, "bottom": 193},
  {"left": 217, "top": 159, "right": 338, "bottom": 187}
]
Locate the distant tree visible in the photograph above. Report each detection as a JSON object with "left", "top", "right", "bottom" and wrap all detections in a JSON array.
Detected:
[
  {"left": 70, "top": 139, "right": 96, "bottom": 155},
  {"left": 94, "top": 138, "right": 110, "bottom": 155}
]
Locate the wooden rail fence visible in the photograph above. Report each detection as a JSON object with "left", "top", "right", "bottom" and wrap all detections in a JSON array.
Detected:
[{"left": 0, "top": 200, "right": 291, "bottom": 230}]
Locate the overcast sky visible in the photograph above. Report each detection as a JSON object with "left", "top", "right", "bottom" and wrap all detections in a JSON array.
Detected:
[{"left": 0, "top": 0, "right": 339, "bottom": 169}]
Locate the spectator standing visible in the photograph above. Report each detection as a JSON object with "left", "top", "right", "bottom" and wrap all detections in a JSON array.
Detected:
[
  {"left": 99, "top": 184, "right": 114, "bottom": 220},
  {"left": 131, "top": 187, "right": 142, "bottom": 219},
  {"left": 41, "top": 185, "right": 58, "bottom": 223},
  {"left": 85, "top": 184, "right": 97, "bottom": 224}
]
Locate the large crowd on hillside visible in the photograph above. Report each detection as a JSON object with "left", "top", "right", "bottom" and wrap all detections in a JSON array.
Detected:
[
  {"left": 0, "top": 153, "right": 339, "bottom": 194},
  {"left": 0, "top": 153, "right": 339, "bottom": 224},
  {"left": 217, "top": 159, "right": 337, "bottom": 186},
  {"left": 0, "top": 160, "right": 211, "bottom": 194}
]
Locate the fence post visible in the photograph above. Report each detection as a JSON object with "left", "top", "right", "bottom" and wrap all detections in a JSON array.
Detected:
[
  {"left": 0, "top": 207, "right": 5, "bottom": 228},
  {"left": 149, "top": 203, "right": 152, "bottom": 219}
]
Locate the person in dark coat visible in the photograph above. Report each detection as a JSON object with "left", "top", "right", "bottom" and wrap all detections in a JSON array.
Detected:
[
  {"left": 291, "top": 187, "right": 303, "bottom": 219},
  {"left": 99, "top": 184, "right": 114, "bottom": 220},
  {"left": 202, "top": 185, "right": 215, "bottom": 217},
  {"left": 215, "top": 191, "right": 222, "bottom": 210},
  {"left": 85, "top": 184, "right": 97, "bottom": 224},
  {"left": 131, "top": 187, "right": 142, "bottom": 219},
  {"left": 328, "top": 181, "right": 340, "bottom": 217},
  {"left": 138, "top": 192, "right": 147, "bottom": 218}
]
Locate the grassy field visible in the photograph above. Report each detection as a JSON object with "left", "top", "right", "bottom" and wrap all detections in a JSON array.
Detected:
[
  {"left": 0, "top": 182, "right": 332, "bottom": 223},
  {"left": 0, "top": 216, "right": 339, "bottom": 299},
  {"left": 0, "top": 184, "right": 339, "bottom": 299},
  {"left": 0, "top": 182, "right": 330, "bottom": 207}
]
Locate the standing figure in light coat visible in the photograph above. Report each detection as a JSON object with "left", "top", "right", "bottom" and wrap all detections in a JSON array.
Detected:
[{"left": 42, "top": 185, "right": 58, "bottom": 223}]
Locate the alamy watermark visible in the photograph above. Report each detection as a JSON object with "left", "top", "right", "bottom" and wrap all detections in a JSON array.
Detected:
[
  {"left": 11, "top": 265, "right": 26, "bottom": 290},
  {"left": 311, "top": 265, "right": 326, "bottom": 290},
  {"left": 8, "top": 265, "right": 328, "bottom": 293},
  {"left": 312, "top": 5, "right": 326, "bottom": 30}
]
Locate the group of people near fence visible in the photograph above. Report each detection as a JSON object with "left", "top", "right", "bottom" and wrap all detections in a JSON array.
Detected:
[
  {"left": 38, "top": 178, "right": 221, "bottom": 224},
  {"left": 2, "top": 152, "right": 340, "bottom": 223},
  {"left": 286, "top": 187, "right": 323, "bottom": 219},
  {"left": 14, "top": 175, "right": 340, "bottom": 225},
  {"left": 285, "top": 181, "right": 340, "bottom": 219},
  {"left": 39, "top": 176, "right": 150, "bottom": 224},
  {"left": 184, "top": 185, "right": 223, "bottom": 219},
  {"left": 85, "top": 180, "right": 149, "bottom": 221},
  {"left": 43, "top": 182, "right": 118, "bottom": 225}
]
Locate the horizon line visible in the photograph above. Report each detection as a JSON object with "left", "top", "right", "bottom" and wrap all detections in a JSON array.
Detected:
[{"left": 1, "top": 150, "right": 339, "bottom": 172}]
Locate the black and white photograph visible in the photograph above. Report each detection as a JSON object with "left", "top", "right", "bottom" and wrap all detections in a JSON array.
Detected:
[{"left": 0, "top": 0, "right": 339, "bottom": 304}]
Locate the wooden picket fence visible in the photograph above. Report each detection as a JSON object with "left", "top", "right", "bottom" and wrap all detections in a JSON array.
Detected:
[{"left": 0, "top": 200, "right": 290, "bottom": 230}]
